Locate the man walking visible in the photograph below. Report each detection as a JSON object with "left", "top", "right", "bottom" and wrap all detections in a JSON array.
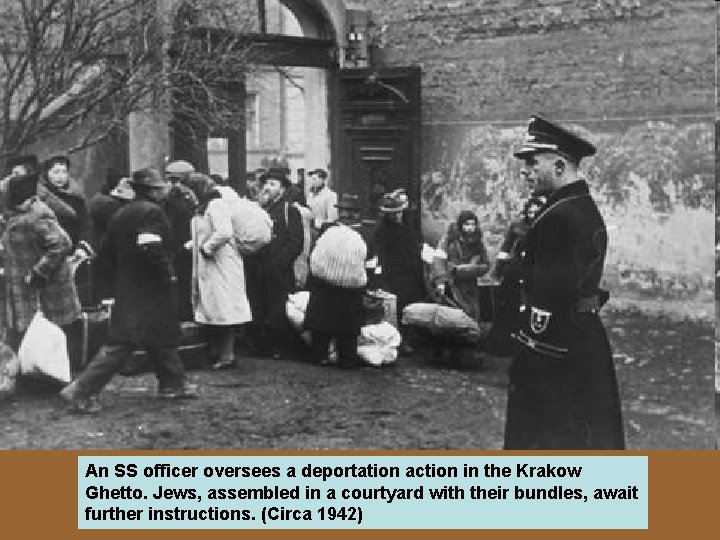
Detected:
[
  {"left": 504, "top": 115, "right": 624, "bottom": 449},
  {"left": 61, "top": 168, "right": 198, "bottom": 412}
]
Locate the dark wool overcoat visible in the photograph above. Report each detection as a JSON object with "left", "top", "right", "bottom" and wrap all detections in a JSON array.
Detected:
[
  {"left": 0, "top": 198, "right": 81, "bottom": 332},
  {"left": 162, "top": 184, "right": 197, "bottom": 321},
  {"left": 41, "top": 177, "right": 88, "bottom": 246},
  {"left": 88, "top": 193, "right": 127, "bottom": 302},
  {"left": 304, "top": 223, "right": 366, "bottom": 336},
  {"left": 374, "top": 211, "right": 425, "bottom": 316},
  {"left": 504, "top": 180, "right": 625, "bottom": 450},
  {"left": 247, "top": 196, "right": 303, "bottom": 326},
  {"left": 99, "top": 197, "right": 179, "bottom": 347}
]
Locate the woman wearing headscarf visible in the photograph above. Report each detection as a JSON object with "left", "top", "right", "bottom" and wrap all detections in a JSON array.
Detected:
[
  {"left": 444, "top": 210, "right": 490, "bottom": 321},
  {"left": 183, "top": 173, "right": 252, "bottom": 370}
]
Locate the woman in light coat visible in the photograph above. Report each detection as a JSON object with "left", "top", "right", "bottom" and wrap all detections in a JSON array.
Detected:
[{"left": 183, "top": 173, "right": 251, "bottom": 369}]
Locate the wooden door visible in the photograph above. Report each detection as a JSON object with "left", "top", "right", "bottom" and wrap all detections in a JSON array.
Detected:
[{"left": 333, "top": 67, "right": 421, "bottom": 223}]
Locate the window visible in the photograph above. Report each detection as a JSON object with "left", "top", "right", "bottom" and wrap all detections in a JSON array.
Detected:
[{"left": 246, "top": 92, "right": 259, "bottom": 149}]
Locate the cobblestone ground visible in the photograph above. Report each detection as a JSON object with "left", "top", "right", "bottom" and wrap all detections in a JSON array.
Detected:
[{"left": 0, "top": 308, "right": 714, "bottom": 450}]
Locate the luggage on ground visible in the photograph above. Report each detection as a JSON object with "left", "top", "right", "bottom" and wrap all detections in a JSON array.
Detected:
[{"left": 19, "top": 310, "right": 71, "bottom": 383}]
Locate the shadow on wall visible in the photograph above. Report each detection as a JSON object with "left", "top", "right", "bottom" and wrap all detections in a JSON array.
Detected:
[{"left": 420, "top": 121, "right": 714, "bottom": 302}]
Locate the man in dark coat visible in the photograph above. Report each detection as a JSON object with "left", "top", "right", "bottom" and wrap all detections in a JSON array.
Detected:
[
  {"left": 250, "top": 169, "right": 303, "bottom": 359},
  {"left": 60, "top": 168, "right": 197, "bottom": 412},
  {"left": 162, "top": 160, "right": 198, "bottom": 321},
  {"left": 504, "top": 115, "right": 624, "bottom": 450},
  {"left": 374, "top": 189, "right": 425, "bottom": 355}
]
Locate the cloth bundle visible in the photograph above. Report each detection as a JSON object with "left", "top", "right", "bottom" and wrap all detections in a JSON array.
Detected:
[
  {"left": 310, "top": 225, "right": 367, "bottom": 288},
  {"left": 0, "top": 342, "right": 20, "bottom": 397},
  {"left": 228, "top": 196, "right": 273, "bottom": 255},
  {"left": 357, "top": 322, "right": 402, "bottom": 366},
  {"left": 402, "top": 302, "right": 481, "bottom": 341}
]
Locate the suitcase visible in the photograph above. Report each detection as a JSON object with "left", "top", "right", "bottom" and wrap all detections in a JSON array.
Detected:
[
  {"left": 80, "top": 305, "right": 209, "bottom": 374},
  {"left": 120, "top": 321, "right": 208, "bottom": 375}
]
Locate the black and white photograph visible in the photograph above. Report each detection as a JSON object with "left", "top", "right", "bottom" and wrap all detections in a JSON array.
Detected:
[{"left": 0, "top": 0, "right": 715, "bottom": 450}]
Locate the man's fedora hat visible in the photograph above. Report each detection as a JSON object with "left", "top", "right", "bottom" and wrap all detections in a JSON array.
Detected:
[
  {"left": 514, "top": 115, "right": 596, "bottom": 164},
  {"left": 130, "top": 167, "right": 167, "bottom": 188},
  {"left": 260, "top": 167, "right": 291, "bottom": 188},
  {"left": 335, "top": 193, "right": 362, "bottom": 210}
]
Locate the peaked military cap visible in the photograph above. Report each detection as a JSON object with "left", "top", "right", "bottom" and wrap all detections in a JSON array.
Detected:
[{"left": 514, "top": 115, "right": 596, "bottom": 163}]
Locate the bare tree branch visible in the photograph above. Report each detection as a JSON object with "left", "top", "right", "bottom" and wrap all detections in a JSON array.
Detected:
[{"left": 0, "top": 0, "right": 263, "bottom": 159}]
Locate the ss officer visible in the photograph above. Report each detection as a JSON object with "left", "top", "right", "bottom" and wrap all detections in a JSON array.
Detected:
[{"left": 504, "top": 115, "right": 625, "bottom": 450}]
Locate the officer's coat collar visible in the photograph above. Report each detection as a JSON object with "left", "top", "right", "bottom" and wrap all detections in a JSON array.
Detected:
[{"left": 529, "top": 180, "right": 592, "bottom": 229}]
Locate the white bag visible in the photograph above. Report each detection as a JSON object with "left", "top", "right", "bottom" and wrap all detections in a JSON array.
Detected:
[
  {"left": 286, "top": 291, "right": 310, "bottom": 331},
  {"left": 18, "top": 311, "right": 71, "bottom": 383},
  {"left": 230, "top": 198, "right": 273, "bottom": 255},
  {"left": 0, "top": 342, "right": 20, "bottom": 397},
  {"left": 310, "top": 225, "right": 367, "bottom": 288},
  {"left": 357, "top": 322, "right": 402, "bottom": 366}
]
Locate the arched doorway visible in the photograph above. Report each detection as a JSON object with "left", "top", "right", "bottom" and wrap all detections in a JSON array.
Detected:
[
  {"left": 172, "top": 0, "right": 338, "bottom": 198},
  {"left": 166, "top": 0, "right": 421, "bottom": 220}
]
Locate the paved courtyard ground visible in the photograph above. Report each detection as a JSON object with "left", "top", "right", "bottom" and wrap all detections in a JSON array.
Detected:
[{"left": 0, "top": 305, "right": 714, "bottom": 450}]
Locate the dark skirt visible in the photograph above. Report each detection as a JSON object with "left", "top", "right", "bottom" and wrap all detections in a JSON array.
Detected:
[
  {"left": 304, "top": 277, "right": 365, "bottom": 336},
  {"left": 504, "top": 315, "right": 625, "bottom": 450}
]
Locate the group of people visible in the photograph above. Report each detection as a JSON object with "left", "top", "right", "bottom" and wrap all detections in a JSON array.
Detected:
[{"left": 0, "top": 114, "right": 625, "bottom": 450}]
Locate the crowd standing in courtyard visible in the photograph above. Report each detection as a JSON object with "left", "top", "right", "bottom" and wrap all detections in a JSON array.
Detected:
[{"left": 0, "top": 115, "right": 623, "bottom": 449}]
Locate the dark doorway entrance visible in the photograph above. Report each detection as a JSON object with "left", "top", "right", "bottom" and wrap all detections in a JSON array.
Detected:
[{"left": 333, "top": 67, "right": 421, "bottom": 222}]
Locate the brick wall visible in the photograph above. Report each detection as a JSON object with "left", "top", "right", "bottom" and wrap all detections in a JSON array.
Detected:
[
  {"left": 360, "top": 0, "right": 715, "bottom": 295},
  {"left": 365, "top": 0, "right": 713, "bottom": 122}
]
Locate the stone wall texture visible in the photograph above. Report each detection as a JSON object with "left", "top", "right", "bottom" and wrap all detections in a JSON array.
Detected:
[{"left": 362, "top": 0, "right": 715, "bottom": 297}]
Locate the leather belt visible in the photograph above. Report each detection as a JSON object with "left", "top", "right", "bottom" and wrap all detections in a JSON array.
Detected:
[{"left": 513, "top": 330, "right": 568, "bottom": 359}]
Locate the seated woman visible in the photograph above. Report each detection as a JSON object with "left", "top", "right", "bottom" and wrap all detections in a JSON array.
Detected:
[{"left": 443, "top": 210, "right": 489, "bottom": 321}]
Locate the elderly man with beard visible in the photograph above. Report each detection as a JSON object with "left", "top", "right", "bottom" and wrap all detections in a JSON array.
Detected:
[
  {"left": 249, "top": 169, "right": 303, "bottom": 359},
  {"left": 503, "top": 115, "right": 624, "bottom": 450},
  {"left": 61, "top": 168, "right": 198, "bottom": 413}
]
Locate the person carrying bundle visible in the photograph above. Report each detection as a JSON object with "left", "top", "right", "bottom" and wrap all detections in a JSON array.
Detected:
[{"left": 304, "top": 197, "right": 368, "bottom": 368}]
